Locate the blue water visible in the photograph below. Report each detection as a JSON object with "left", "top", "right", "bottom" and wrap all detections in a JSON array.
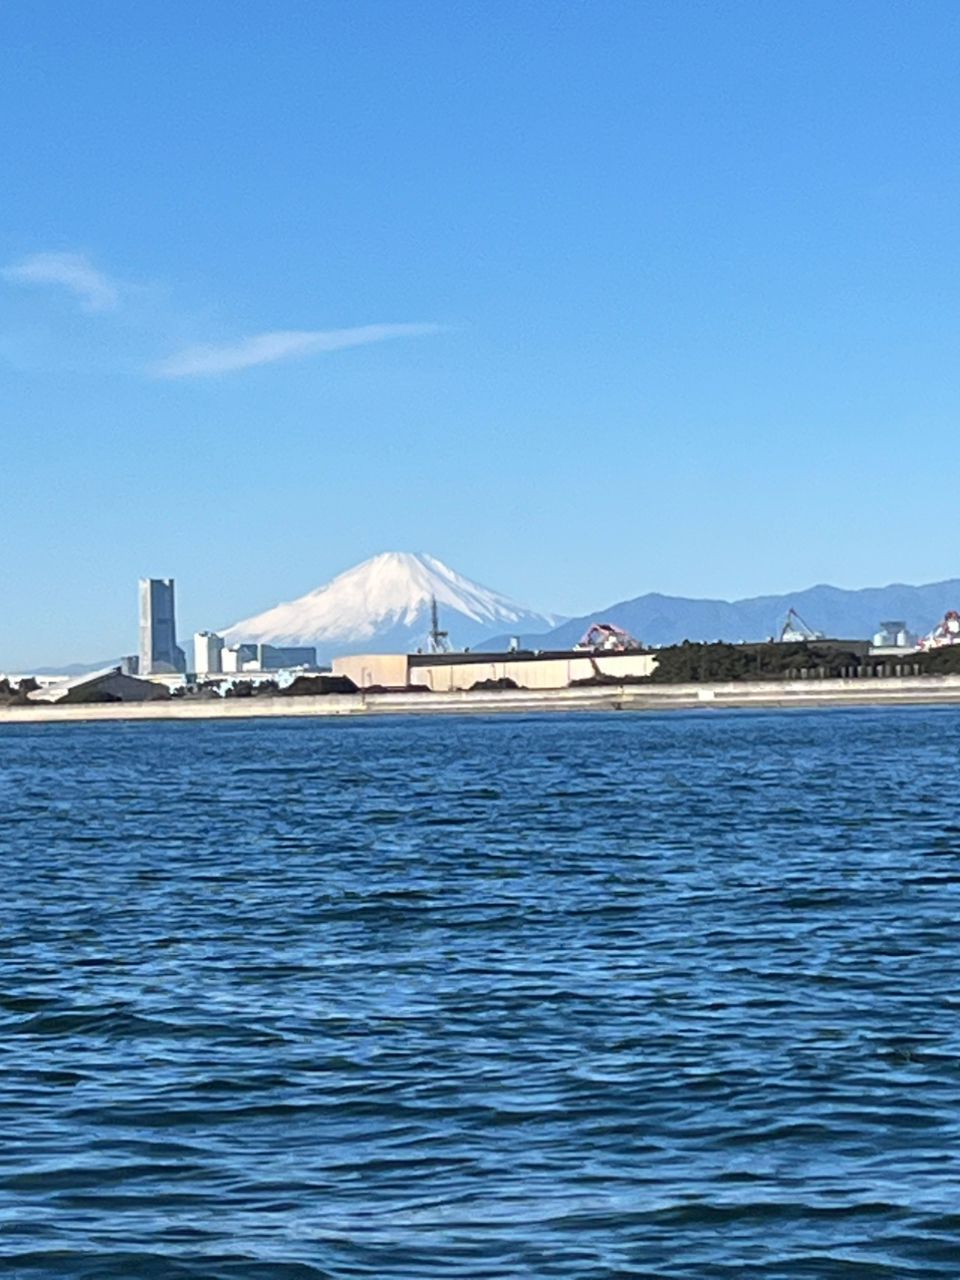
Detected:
[{"left": 2, "top": 708, "right": 960, "bottom": 1278}]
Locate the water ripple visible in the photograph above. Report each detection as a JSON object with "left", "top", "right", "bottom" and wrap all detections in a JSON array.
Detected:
[{"left": 2, "top": 708, "right": 960, "bottom": 1276}]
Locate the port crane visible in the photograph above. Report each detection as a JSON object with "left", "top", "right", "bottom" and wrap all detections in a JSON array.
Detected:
[
  {"left": 919, "top": 609, "right": 960, "bottom": 649},
  {"left": 779, "top": 608, "right": 824, "bottom": 643},
  {"left": 575, "top": 622, "right": 641, "bottom": 652}
]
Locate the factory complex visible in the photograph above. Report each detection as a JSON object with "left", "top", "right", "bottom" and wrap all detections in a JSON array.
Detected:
[{"left": 332, "top": 646, "right": 658, "bottom": 691}]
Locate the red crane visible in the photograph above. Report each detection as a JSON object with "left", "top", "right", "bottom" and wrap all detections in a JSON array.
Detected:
[{"left": 576, "top": 622, "right": 641, "bottom": 652}]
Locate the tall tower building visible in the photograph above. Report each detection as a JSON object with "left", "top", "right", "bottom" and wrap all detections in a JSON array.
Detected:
[{"left": 139, "top": 578, "right": 186, "bottom": 675}]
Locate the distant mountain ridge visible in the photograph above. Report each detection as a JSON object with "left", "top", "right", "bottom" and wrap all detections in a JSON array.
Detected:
[
  {"left": 15, "top": 658, "right": 118, "bottom": 678},
  {"left": 481, "top": 579, "right": 960, "bottom": 651},
  {"left": 22, "top": 570, "right": 960, "bottom": 675}
]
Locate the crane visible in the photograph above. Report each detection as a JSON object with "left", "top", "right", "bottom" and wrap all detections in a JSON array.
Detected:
[
  {"left": 919, "top": 609, "right": 960, "bottom": 649},
  {"left": 575, "top": 622, "right": 641, "bottom": 652},
  {"left": 779, "top": 608, "right": 825, "bottom": 643}
]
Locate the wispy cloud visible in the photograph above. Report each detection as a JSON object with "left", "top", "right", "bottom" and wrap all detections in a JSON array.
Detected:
[
  {"left": 1, "top": 251, "right": 121, "bottom": 312},
  {"left": 152, "top": 322, "right": 444, "bottom": 378}
]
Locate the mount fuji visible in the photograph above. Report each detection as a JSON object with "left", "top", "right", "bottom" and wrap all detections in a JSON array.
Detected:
[{"left": 220, "top": 552, "right": 560, "bottom": 661}]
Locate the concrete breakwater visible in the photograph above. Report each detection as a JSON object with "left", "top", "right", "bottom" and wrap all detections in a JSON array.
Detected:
[{"left": 5, "top": 673, "right": 960, "bottom": 725}]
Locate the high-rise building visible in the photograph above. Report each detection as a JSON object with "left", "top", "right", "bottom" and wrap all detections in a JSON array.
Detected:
[
  {"left": 139, "top": 578, "right": 186, "bottom": 675},
  {"left": 193, "top": 631, "right": 224, "bottom": 676}
]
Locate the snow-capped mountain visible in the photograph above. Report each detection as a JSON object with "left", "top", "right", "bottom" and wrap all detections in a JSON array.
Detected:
[{"left": 221, "top": 552, "right": 559, "bottom": 660}]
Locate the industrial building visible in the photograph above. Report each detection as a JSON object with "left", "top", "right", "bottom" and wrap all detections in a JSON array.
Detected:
[
  {"left": 333, "top": 648, "right": 658, "bottom": 691},
  {"left": 257, "top": 644, "right": 317, "bottom": 671},
  {"left": 219, "top": 642, "right": 317, "bottom": 673},
  {"left": 221, "top": 643, "right": 256, "bottom": 673},
  {"left": 871, "top": 620, "right": 918, "bottom": 655},
  {"left": 185, "top": 633, "right": 319, "bottom": 677},
  {"left": 29, "top": 667, "right": 169, "bottom": 704},
  {"left": 139, "top": 578, "right": 186, "bottom": 675}
]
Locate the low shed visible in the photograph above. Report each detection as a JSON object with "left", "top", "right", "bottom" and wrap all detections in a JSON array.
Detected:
[{"left": 28, "top": 667, "right": 170, "bottom": 704}]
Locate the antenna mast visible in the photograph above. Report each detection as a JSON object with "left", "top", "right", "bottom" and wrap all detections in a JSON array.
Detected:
[{"left": 428, "top": 595, "right": 451, "bottom": 653}]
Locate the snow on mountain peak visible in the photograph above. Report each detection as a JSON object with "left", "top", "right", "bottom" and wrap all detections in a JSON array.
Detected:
[{"left": 220, "top": 552, "right": 557, "bottom": 657}]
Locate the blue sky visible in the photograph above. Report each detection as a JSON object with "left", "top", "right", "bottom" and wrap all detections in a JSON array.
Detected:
[{"left": 3, "top": 1, "right": 960, "bottom": 667}]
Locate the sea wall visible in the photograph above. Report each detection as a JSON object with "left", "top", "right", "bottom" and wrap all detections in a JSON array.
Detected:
[{"left": 5, "top": 673, "right": 960, "bottom": 726}]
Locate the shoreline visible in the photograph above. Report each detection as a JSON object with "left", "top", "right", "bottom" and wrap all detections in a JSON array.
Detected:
[{"left": 5, "top": 674, "right": 960, "bottom": 725}]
